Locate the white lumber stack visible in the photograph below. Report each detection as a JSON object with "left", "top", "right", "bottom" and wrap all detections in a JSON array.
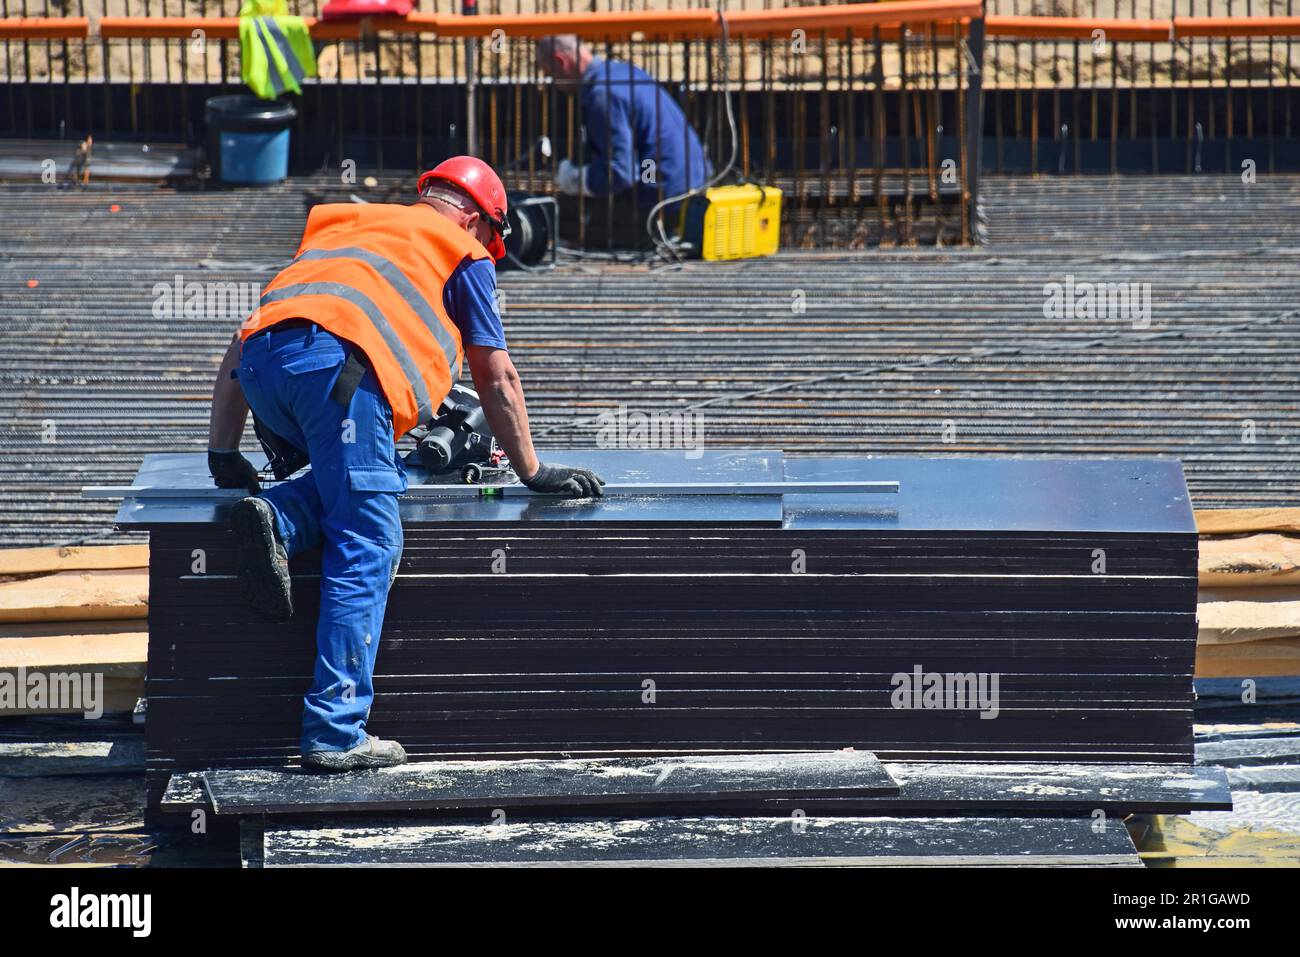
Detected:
[{"left": 0, "top": 545, "right": 149, "bottom": 715}]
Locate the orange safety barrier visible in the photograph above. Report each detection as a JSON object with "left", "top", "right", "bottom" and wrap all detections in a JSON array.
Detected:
[
  {"left": 97, "top": 14, "right": 438, "bottom": 41},
  {"left": 313, "top": 12, "right": 438, "bottom": 39},
  {"left": 985, "top": 15, "right": 1170, "bottom": 42},
  {"left": 0, "top": 17, "right": 89, "bottom": 39},
  {"left": 99, "top": 16, "right": 241, "bottom": 40},
  {"left": 438, "top": 3, "right": 979, "bottom": 39},
  {"left": 984, "top": 13, "right": 1300, "bottom": 40},
  {"left": 434, "top": 11, "right": 716, "bottom": 39},
  {"left": 721, "top": 0, "right": 981, "bottom": 36},
  {"left": 1174, "top": 15, "right": 1300, "bottom": 38},
  {"left": 83, "top": 2, "right": 983, "bottom": 43}
]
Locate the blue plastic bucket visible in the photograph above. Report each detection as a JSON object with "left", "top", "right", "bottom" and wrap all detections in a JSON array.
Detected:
[{"left": 205, "top": 95, "right": 297, "bottom": 185}]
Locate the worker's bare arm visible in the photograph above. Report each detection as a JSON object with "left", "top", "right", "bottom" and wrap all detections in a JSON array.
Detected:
[
  {"left": 466, "top": 345, "right": 542, "bottom": 480},
  {"left": 209, "top": 331, "right": 250, "bottom": 449},
  {"left": 466, "top": 346, "right": 604, "bottom": 496}
]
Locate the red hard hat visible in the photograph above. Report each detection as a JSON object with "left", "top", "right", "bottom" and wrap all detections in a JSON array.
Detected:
[{"left": 417, "top": 156, "right": 510, "bottom": 261}]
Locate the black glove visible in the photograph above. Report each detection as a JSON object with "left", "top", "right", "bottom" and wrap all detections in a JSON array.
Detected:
[
  {"left": 523, "top": 463, "right": 605, "bottom": 498},
  {"left": 209, "top": 449, "right": 262, "bottom": 494}
]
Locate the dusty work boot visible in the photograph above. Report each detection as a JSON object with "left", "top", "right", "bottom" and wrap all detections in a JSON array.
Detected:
[
  {"left": 229, "top": 496, "right": 293, "bottom": 623},
  {"left": 302, "top": 734, "right": 408, "bottom": 772}
]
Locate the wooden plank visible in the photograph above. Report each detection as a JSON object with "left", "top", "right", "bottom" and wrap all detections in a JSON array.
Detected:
[
  {"left": 0, "top": 629, "right": 146, "bottom": 671},
  {"left": 0, "top": 681, "right": 138, "bottom": 717},
  {"left": 1198, "top": 588, "right": 1300, "bottom": 644},
  {"left": 200, "top": 751, "right": 899, "bottom": 815},
  {"left": 0, "top": 569, "right": 147, "bottom": 623},
  {"left": 0, "top": 624, "right": 144, "bottom": 715},
  {"left": 0, "top": 619, "right": 148, "bottom": 641},
  {"left": 1196, "top": 721, "right": 1300, "bottom": 740},
  {"left": 0, "top": 545, "right": 147, "bottom": 576},
  {"left": 1200, "top": 534, "right": 1300, "bottom": 588},
  {"left": 1196, "top": 508, "right": 1300, "bottom": 535},
  {"left": 261, "top": 815, "right": 1141, "bottom": 867},
  {"left": 1197, "top": 638, "right": 1300, "bottom": 678}
]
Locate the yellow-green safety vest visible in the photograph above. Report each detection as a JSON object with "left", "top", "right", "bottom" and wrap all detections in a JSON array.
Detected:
[{"left": 239, "top": 0, "right": 317, "bottom": 100}]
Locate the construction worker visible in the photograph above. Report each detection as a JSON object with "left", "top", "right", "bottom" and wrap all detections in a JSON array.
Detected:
[
  {"left": 206, "top": 156, "right": 605, "bottom": 772},
  {"left": 536, "top": 34, "right": 712, "bottom": 248}
]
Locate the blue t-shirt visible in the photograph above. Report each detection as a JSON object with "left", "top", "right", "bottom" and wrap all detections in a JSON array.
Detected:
[{"left": 442, "top": 256, "right": 507, "bottom": 351}]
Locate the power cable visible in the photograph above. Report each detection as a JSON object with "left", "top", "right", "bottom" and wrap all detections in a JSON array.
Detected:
[{"left": 644, "top": 3, "right": 740, "bottom": 264}]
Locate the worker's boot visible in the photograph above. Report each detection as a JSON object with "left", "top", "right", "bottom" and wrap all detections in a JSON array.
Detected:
[
  {"left": 302, "top": 734, "right": 408, "bottom": 772},
  {"left": 230, "top": 496, "right": 293, "bottom": 623}
]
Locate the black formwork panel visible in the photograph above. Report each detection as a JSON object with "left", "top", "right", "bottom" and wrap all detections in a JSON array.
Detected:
[{"left": 124, "top": 452, "right": 1199, "bottom": 807}]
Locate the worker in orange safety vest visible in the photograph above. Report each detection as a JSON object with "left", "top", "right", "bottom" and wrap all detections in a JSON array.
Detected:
[{"left": 206, "top": 156, "right": 604, "bottom": 771}]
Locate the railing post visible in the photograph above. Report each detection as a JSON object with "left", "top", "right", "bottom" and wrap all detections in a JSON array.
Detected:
[
  {"left": 965, "top": 10, "right": 986, "bottom": 243},
  {"left": 464, "top": 0, "right": 479, "bottom": 156}
]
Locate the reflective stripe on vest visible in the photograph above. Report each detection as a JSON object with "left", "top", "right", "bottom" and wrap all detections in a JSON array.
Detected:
[
  {"left": 258, "top": 280, "right": 436, "bottom": 425},
  {"left": 257, "top": 17, "right": 305, "bottom": 86},
  {"left": 291, "top": 246, "right": 460, "bottom": 381},
  {"left": 251, "top": 20, "right": 285, "bottom": 96}
]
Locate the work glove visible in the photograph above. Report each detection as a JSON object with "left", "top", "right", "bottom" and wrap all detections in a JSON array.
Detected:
[
  {"left": 209, "top": 448, "right": 262, "bottom": 494},
  {"left": 523, "top": 462, "right": 605, "bottom": 498},
  {"left": 555, "top": 158, "right": 593, "bottom": 197}
]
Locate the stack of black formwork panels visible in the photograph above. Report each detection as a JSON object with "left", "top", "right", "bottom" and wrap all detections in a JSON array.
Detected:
[{"left": 120, "top": 449, "right": 1200, "bottom": 812}]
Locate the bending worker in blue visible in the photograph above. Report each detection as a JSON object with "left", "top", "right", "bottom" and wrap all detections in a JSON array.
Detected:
[
  {"left": 206, "top": 156, "right": 604, "bottom": 772},
  {"left": 536, "top": 34, "right": 712, "bottom": 248}
]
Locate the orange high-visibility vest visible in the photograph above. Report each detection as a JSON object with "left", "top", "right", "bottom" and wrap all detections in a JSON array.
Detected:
[{"left": 242, "top": 202, "right": 493, "bottom": 439}]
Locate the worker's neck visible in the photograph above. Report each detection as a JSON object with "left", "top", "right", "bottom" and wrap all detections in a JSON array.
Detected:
[{"left": 414, "top": 198, "right": 458, "bottom": 225}]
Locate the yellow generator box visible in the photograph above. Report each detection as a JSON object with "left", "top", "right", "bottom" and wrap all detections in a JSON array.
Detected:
[{"left": 684, "top": 184, "right": 782, "bottom": 261}]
